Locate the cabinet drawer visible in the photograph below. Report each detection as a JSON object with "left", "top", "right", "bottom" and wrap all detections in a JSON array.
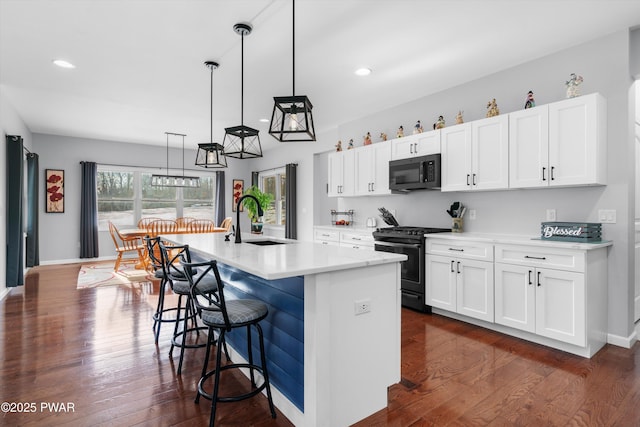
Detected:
[
  {"left": 495, "top": 244, "right": 585, "bottom": 272},
  {"left": 340, "top": 242, "right": 374, "bottom": 250},
  {"left": 314, "top": 228, "right": 339, "bottom": 242},
  {"left": 426, "top": 239, "right": 493, "bottom": 261},
  {"left": 340, "top": 231, "right": 374, "bottom": 246}
]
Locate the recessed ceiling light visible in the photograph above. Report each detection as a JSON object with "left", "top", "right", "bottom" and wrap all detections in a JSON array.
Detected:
[
  {"left": 354, "top": 68, "right": 372, "bottom": 76},
  {"left": 259, "top": 118, "right": 269, "bottom": 123},
  {"left": 52, "top": 59, "right": 76, "bottom": 69}
]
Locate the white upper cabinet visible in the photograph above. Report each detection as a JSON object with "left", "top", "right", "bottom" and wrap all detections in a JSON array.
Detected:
[
  {"left": 327, "top": 149, "right": 354, "bottom": 197},
  {"left": 354, "top": 141, "right": 392, "bottom": 196},
  {"left": 391, "top": 130, "right": 441, "bottom": 160},
  {"left": 441, "top": 115, "right": 509, "bottom": 192},
  {"left": 510, "top": 93, "right": 607, "bottom": 189}
]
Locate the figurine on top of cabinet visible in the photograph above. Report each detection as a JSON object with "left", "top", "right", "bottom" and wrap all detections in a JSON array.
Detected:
[
  {"left": 413, "top": 120, "right": 424, "bottom": 134},
  {"left": 524, "top": 91, "right": 535, "bottom": 109},
  {"left": 363, "top": 132, "right": 372, "bottom": 145},
  {"left": 455, "top": 110, "right": 464, "bottom": 124},
  {"left": 380, "top": 132, "right": 388, "bottom": 142},
  {"left": 397, "top": 126, "right": 404, "bottom": 138},
  {"left": 433, "top": 115, "right": 445, "bottom": 129},
  {"left": 335, "top": 140, "right": 342, "bottom": 152},
  {"left": 565, "top": 73, "right": 583, "bottom": 98},
  {"left": 486, "top": 98, "right": 500, "bottom": 117},
  {"left": 348, "top": 139, "right": 354, "bottom": 149}
]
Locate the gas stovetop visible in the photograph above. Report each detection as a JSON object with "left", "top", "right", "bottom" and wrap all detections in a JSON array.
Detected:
[{"left": 373, "top": 226, "right": 450, "bottom": 238}]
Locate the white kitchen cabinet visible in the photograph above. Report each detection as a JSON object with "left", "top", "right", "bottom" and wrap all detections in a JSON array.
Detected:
[
  {"left": 509, "top": 93, "right": 606, "bottom": 188},
  {"left": 354, "top": 141, "right": 392, "bottom": 195},
  {"left": 391, "top": 130, "right": 440, "bottom": 160},
  {"left": 313, "top": 228, "right": 340, "bottom": 246},
  {"left": 327, "top": 149, "right": 354, "bottom": 197},
  {"left": 495, "top": 243, "right": 601, "bottom": 350},
  {"left": 340, "top": 230, "right": 375, "bottom": 250},
  {"left": 441, "top": 115, "right": 509, "bottom": 192},
  {"left": 426, "top": 240, "right": 494, "bottom": 322}
]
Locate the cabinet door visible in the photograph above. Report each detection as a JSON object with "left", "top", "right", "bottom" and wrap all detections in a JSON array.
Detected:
[
  {"left": 509, "top": 105, "right": 549, "bottom": 188},
  {"left": 456, "top": 259, "right": 494, "bottom": 322},
  {"left": 327, "top": 151, "right": 344, "bottom": 197},
  {"left": 548, "top": 93, "right": 604, "bottom": 186},
  {"left": 391, "top": 135, "right": 418, "bottom": 160},
  {"left": 471, "top": 115, "right": 509, "bottom": 190},
  {"left": 495, "top": 263, "right": 535, "bottom": 333},
  {"left": 535, "top": 268, "right": 585, "bottom": 346},
  {"left": 342, "top": 150, "right": 355, "bottom": 196},
  {"left": 371, "top": 142, "right": 391, "bottom": 195},
  {"left": 441, "top": 123, "right": 472, "bottom": 191},
  {"left": 426, "top": 254, "right": 456, "bottom": 311},
  {"left": 354, "top": 145, "right": 374, "bottom": 195}
]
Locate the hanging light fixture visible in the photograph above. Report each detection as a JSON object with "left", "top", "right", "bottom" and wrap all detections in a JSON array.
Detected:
[
  {"left": 223, "top": 22, "right": 263, "bottom": 159},
  {"left": 268, "top": 0, "right": 316, "bottom": 142},
  {"left": 151, "top": 132, "right": 201, "bottom": 187},
  {"left": 195, "top": 61, "right": 227, "bottom": 168}
]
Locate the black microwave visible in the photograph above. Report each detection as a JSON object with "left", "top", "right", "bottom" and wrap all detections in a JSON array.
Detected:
[{"left": 389, "top": 154, "right": 441, "bottom": 192}]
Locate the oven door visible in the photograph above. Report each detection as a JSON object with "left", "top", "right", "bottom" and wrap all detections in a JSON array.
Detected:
[{"left": 374, "top": 241, "right": 422, "bottom": 291}]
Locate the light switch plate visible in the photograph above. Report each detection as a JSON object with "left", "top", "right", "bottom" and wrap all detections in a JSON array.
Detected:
[
  {"left": 546, "top": 209, "right": 557, "bottom": 221},
  {"left": 598, "top": 209, "right": 616, "bottom": 224}
]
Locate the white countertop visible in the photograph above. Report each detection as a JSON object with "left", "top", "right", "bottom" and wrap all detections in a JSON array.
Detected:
[
  {"left": 162, "top": 233, "right": 407, "bottom": 280},
  {"left": 425, "top": 232, "right": 612, "bottom": 250},
  {"left": 314, "top": 224, "right": 379, "bottom": 233}
]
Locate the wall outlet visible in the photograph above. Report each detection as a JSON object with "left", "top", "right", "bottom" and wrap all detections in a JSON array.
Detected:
[
  {"left": 354, "top": 299, "right": 371, "bottom": 315},
  {"left": 546, "top": 209, "right": 557, "bottom": 221},
  {"left": 598, "top": 209, "right": 617, "bottom": 224},
  {"left": 468, "top": 209, "right": 476, "bottom": 220}
]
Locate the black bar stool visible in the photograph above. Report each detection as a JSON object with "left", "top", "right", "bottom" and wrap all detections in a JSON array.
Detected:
[
  {"left": 181, "top": 258, "right": 276, "bottom": 427},
  {"left": 159, "top": 242, "right": 217, "bottom": 374}
]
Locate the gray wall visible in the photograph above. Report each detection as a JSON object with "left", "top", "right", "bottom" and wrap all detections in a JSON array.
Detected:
[{"left": 310, "top": 30, "right": 635, "bottom": 342}]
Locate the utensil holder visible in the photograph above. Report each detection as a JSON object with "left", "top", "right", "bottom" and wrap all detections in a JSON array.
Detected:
[{"left": 452, "top": 218, "right": 463, "bottom": 233}]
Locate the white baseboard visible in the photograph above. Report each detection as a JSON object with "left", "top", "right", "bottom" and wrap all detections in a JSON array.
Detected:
[
  {"left": 0, "top": 287, "right": 11, "bottom": 302},
  {"left": 608, "top": 330, "right": 638, "bottom": 349}
]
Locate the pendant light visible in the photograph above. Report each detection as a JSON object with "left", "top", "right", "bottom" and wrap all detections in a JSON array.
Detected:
[
  {"left": 223, "top": 22, "right": 263, "bottom": 159},
  {"left": 151, "top": 132, "right": 201, "bottom": 187},
  {"left": 195, "top": 61, "right": 227, "bottom": 168},
  {"left": 268, "top": 0, "right": 316, "bottom": 142}
]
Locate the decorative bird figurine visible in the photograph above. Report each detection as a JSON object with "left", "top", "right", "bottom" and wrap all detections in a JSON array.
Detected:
[
  {"left": 397, "top": 126, "right": 404, "bottom": 138},
  {"left": 335, "top": 140, "right": 342, "bottom": 152},
  {"left": 524, "top": 91, "right": 535, "bottom": 109},
  {"left": 413, "top": 120, "right": 424, "bottom": 134}
]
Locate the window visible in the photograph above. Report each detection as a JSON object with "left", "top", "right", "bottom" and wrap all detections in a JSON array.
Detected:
[
  {"left": 97, "top": 166, "right": 216, "bottom": 230},
  {"left": 258, "top": 167, "right": 286, "bottom": 226}
]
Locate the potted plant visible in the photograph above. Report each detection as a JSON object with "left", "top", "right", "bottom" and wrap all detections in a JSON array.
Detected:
[{"left": 242, "top": 185, "right": 273, "bottom": 234}]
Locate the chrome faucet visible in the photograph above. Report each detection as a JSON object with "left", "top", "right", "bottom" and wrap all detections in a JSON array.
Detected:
[{"left": 235, "top": 194, "right": 263, "bottom": 244}]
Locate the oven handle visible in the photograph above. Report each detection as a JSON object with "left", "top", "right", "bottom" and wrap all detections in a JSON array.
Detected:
[
  {"left": 401, "top": 291, "right": 421, "bottom": 300},
  {"left": 374, "top": 241, "right": 421, "bottom": 249}
]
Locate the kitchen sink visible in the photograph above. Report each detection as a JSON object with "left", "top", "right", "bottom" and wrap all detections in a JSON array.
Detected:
[{"left": 245, "top": 240, "right": 287, "bottom": 246}]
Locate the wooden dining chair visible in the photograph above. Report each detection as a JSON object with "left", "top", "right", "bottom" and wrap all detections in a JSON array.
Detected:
[
  {"left": 138, "top": 217, "right": 162, "bottom": 231},
  {"left": 188, "top": 219, "right": 217, "bottom": 233},
  {"left": 108, "top": 221, "right": 147, "bottom": 271},
  {"left": 218, "top": 217, "right": 233, "bottom": 232},
  {"left": 147, "top": 219, "right": 179, "bottom": 236},
  {"left": 176, "top": 217, "right": 197, "bottom": 228}
]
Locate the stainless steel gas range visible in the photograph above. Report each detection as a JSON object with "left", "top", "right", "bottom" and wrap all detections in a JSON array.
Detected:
[{"left": 372, "top": 208, "right": 449, "bottom": 312}]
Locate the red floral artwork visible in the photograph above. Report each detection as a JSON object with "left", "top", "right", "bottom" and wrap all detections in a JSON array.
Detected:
[
  {"left": 46, "top": 169, "right": 64, "bottom": 213},
  {"left": 232, "top": 179, "right": 244, "bottom": 212}
]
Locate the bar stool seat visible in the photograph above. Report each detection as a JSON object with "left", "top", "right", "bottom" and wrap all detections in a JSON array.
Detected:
[{"left": 182, "top": 258, "right": 276, "bottom": 427}]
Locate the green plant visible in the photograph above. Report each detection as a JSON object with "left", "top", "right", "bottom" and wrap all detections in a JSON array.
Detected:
[{"left": 242, "top": 185, "right": 273, "bottom": 223}]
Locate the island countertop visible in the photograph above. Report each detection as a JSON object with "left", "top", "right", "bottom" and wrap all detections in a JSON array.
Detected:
[{"left": 161, "top": 233, "right": 406, "bottom": 280}]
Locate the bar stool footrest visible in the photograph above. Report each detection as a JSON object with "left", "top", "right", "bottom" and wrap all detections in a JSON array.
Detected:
[{"left": 197, "top": 363, "right": 267, "bottom": 403}]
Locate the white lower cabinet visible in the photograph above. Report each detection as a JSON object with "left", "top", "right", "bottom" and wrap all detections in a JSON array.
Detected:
[
  {"left": 313, "top": 227, "right": 374, "bottom": 250},
  {"left": 495, "top": 263, "right": 585, "bottom": 346},
  {"left": 314, "top": 228, "right": 340, "bottom": 246},
  {"left": 426, "top": 240, "right": 494, "bottom": 322},
  {"left": 426, "top": 236, "right": 610, "bottom": 357}
]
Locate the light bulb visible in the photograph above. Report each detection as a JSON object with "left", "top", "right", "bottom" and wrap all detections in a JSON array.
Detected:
[
  {"left": 288, "top": 113, "right": 298, "bottom": 131},
  {"left": 207, "top": 151, "right": 215, "bottom": 164}
]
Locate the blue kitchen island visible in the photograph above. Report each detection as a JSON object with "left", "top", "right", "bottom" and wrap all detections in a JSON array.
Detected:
[{"left": 163, "top": 233, "right": 406, "bottom": 427}]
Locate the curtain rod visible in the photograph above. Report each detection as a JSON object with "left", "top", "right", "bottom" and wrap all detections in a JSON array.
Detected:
[
  {"left": 79, "top": 161, "right": 216, "bottom": 174},
  {"left": 254, "top": 163, "right": 297, "bottom": 174},
  {"left": 22, "top": 146, "right": 32, "bottom": 154}
]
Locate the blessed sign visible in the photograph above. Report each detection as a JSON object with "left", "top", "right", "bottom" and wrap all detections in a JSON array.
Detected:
[
  {"left": 540, "top": 222, "right": 601, "bottom": 242},
  {"left": 542, "top": 225, "right": 584, "bottom": 238}
]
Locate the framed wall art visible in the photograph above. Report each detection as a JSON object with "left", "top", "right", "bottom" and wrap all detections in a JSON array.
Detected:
[
  {"left": 232, "top": 179, "right": 244, "bottom": 212},
  {"left": 45, "top": 169, "right": 65, "bottom": 213}
]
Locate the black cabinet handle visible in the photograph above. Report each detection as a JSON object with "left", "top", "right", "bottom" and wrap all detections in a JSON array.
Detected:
[
  {"left": 525, "top": 255, "right": 546, "bottom": 260},
  {"left": 450, "top": 260, "right": 455, "bottom": 273},
  {"left": 528, "top": 270, "right": 533, "bottom": 285},
  {"left": 551, "top": 166, "right": 555, "bottom": 181},
  {"left": 466, "top": 174, "right": 470, "bottom": 186},
  {"left": 542, "top": 167, "right": 546, "bottom": 181},
  {"left": 472, "top": 174, "right": 477, "bottom": 185},
  {"left": 449, "top": 248, "right": 464, "bottom": 252},
  {"left": 537, "top": 271, "right": 542, "bottom": 287},
  {"left": 456, "top": 261, "right": 461, "bottom": 274}
]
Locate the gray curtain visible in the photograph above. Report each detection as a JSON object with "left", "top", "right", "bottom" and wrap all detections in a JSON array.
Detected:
[
  {"left": 214, "top": 171, "right": 225, "bottom": 225},
  {"left": 251, "top": 171, "right": 258, "bottom": 188},
  {"left": 26, "top": 153, "right": 40, "bottom": 267},
  {"left": 285, "top": 163, "right": 297, "bottom": 239},
  {"left": 80, "top": 161, "right": 99, "bottom": 258},
  {"left": 6, "top": 135, "right": 24, "bottom": 286}
]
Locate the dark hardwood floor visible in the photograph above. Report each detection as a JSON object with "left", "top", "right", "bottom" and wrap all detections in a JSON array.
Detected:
[{"left": 2, "top": 263, "right": 640, "bottom": 426}]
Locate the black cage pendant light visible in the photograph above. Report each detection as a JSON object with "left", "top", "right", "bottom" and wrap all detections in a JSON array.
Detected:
[
  {"left": 268, "top": 0, "right": 316, "bottom": 142},
  {"left": 151, "top": 132, "right": 201, "bottom": 187},
  {"left": 195, "top": 61, "right": 227, "bottom": 168},
  {"left": 223, "top": 23, "right": 263, "bottom": 159}
]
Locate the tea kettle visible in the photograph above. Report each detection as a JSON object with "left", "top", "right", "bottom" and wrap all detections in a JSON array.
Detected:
[{"left": 366, "top": 217, "right": 377, "bottom": 228}]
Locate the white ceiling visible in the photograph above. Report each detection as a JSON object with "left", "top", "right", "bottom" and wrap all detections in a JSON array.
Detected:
[{"left": 1, "top": 0, "right": 639, "bottom": 151}]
